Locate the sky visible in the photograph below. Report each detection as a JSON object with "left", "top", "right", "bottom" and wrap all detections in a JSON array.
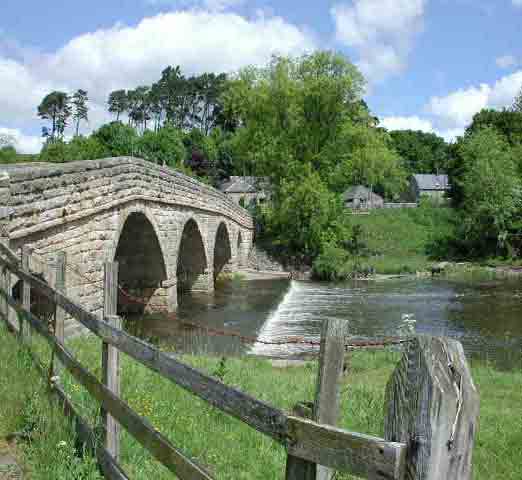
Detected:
[{"left": 1, "top": 0, "right": 522, "bottom": 153}]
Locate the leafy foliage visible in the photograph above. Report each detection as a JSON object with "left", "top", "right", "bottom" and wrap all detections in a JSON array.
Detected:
[
  {"left": 389, "top": 129, "right": 451, "bottom": 174},
  {"left": 136, "top": 126, "right": 185, "bottom": 167},
  {"left": 454, "top": 127, "right": 521, "bottom": 257}
]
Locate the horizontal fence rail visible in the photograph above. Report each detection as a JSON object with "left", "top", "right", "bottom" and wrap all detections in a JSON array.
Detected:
[{"left": 0, "top": 242, "right": 408, "bottom": 479}]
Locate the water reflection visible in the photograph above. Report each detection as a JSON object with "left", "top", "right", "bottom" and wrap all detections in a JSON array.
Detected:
[{"left": 126, "top": 276, "right": 522, "bottom": 370}]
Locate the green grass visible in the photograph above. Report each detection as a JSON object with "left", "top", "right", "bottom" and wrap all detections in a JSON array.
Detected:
[
  {"left": 2, "top": 319, "right": 520, "bottom": 479},
  {"left": 58, "top": 336, "right": 521, "bottom": 479},
  {"left": 351, "top": 204, "right": 455, "bottom": 274},
  {"left": 0, "top": 321, "right": 101, "bottom": 480}
]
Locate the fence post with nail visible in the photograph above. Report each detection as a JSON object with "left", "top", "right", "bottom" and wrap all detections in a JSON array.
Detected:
[{"left": 384, "top": 335, "right": 480, "bottom": 480}]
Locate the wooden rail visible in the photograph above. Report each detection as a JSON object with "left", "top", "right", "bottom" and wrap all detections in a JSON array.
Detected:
[{"left": 0, "top": 241, "right": 477, "bottom": 479}]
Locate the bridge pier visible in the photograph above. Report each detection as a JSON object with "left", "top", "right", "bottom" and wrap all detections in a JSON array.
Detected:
[{"left": 163, "top": 279, "right": 178, "bottom": 313}]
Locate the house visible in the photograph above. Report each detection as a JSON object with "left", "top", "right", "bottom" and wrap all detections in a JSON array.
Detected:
[
  {"left": 410, "top": 174, "right": 450, "bottom": 203},
  {"left": 219, "top": 176, "right": 269, "bottom": 207},
  {"left": 343, "top": 186, "right": 384, "bottom": 210}
]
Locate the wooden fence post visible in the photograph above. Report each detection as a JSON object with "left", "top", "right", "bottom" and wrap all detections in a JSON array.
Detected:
[
  {"left": 384, "top": 336, "right": 480, "bottom": 480},
  {"left": 285, "top": 318, "right": 349, "bottom": 480},
  {"left": 0, "top": 265, "right": 8, "bottom": 323},
  {"left": 50, "top": 252, "right": 66, "bottom": 377},
  {"left": 21, "top": 246, "right": 33, "bottom": 342},
  {"left": 5, "top": 269, "right": 17, "bottom": 332},
  {"left": 102, "top": 261, "right": 121, "bottom": 460}
]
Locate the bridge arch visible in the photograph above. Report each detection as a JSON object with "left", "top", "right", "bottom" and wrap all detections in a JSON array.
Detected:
[
  {"left": 213, "top": 221, "right": 232, "bottom": 281},
  {"left": 176, "top": 217, "right": 209, "bottom": 300},
  {"left": 113, "top": 209, "right": 168, "bottom": 315}
]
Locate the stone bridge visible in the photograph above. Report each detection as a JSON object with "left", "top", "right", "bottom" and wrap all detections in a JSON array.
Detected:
[{"left": 0, "top": 157, "right": 254, "bottom": 330}]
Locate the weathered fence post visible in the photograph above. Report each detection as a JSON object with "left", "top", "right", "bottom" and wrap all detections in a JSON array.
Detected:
[
  {"left": 51, "top": 252, "right": 66, "bottom": 376},
  {"left": 21, "top": 246, "right": 33, "bottom": 342},
  {"left": 0, "top": 266, "right": 8, "bottom": 323},
  {"left": 384, "top": 336, "right": 480, "bottom": 480},
  {"left": 5, "top": 269, "right": 17, "bottom": 332},
  {"left": 101, "top": 261, "right": 121, "bottom": 460},
  {"left": 285, "top": 318, "right": 349, "bottom": 480}
]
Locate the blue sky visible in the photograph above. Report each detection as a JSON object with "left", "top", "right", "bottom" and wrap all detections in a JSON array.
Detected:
[{"left": 1, "top": 0, "right": 522, "bottom": 152}]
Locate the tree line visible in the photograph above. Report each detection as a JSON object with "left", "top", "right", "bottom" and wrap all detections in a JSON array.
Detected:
[{"left": 2, "top": 52, "right": 522, "bottom": 269}]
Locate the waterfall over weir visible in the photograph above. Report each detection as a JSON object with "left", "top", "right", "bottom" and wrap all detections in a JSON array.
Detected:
[{"left": 249, "top": 281, "right": 357, "bottom": 357}]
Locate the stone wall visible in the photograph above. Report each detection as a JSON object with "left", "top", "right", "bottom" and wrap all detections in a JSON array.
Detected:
[
  {"left": 247, "top": 245, "right": 287, "bottom": 272},
  {"left": 0, "top": 158, "right": 254, "bottom": 333}
]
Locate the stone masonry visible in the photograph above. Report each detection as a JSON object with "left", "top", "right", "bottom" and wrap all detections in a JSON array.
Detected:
[{"left": 0, "top": 157, "right": 254, "bottom": 334}]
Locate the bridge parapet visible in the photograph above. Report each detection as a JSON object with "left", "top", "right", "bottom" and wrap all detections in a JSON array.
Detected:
[{"left": 1, "top": 157, "right": 253, "bottom": 239}]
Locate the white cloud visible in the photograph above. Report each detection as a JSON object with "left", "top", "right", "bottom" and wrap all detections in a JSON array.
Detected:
[
  {"left": 331, "top": 0, "right": 426, "bottom": 82},
  {"left": 380, "top": 115, "right": 434, "bottom": 133},
  {"left": 426, "top": 71, "right": 522, "bottom": 129},
  {"left": 379, "top": 115, "right": 463, "bottom": 142},
  {"left": 0, "top": 127, "right": 44, "bottom": 154},
  {"left": 496, "top": 55, "right": 518, "bottom": 69},
  {"left": 513, "top": 0, "right": 522, "bottom": 7},
  {"left": 0, "top": 10, "right": 315, "bottom": 140}
]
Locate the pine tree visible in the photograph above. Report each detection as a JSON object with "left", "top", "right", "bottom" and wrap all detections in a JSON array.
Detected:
[
  {"left": 107, "top": 90, "right": 128, "bottom": 121},
  {"left": 37, "top": 91, "right": 71, "bottom": 142},
  {"left": 72, "top": 89, "right": 89, "bottom": 136},
  {"left": 513, "top": 86, "right": 522, "bottom": 112}
]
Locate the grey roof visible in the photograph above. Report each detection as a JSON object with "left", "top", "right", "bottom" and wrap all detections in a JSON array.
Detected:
[
  {"left": 413, "top": 174, "right": 449, "bottom": 191},
  {"left": 343, "top": 185, "right": 383, "bottom": 202},
  {"left": 220, "top": 176, "right": 268, "bottom": 194},
  {"left": 0, "top": 207, "right": 14, "bottom": 219}
]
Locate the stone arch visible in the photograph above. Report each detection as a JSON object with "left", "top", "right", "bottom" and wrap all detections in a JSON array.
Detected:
[
  {"left": 213, "top": 221, "right": 232, "bottom": 281},
  {"left": 176, "top": 217, "right": 209, "bottom": 298},
  {"left": 113, "top": 210, "right": 168, "bottom": 315},
  {"left": 110, "top": 206, "right": 168, "bottom": 268}
]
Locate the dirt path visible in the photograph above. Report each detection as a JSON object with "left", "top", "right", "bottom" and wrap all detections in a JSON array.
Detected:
[{"left": 0, "top": 440, "right": 23, "bottom": 480}]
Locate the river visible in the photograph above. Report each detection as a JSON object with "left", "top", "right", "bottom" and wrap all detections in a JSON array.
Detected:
[{"left": 127, "top": 276, "right": 522, "bottom": 370}]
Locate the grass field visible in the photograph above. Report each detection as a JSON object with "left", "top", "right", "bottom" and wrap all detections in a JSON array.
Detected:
[
  {"left": 2, "top": 320, "right": 521, "bottom": 479},
  {"left": 0, "top": 321, "right": 101, "bottom": 480},
  {"left": 350, "top": 204, "right": 455, "bottom": 274}
]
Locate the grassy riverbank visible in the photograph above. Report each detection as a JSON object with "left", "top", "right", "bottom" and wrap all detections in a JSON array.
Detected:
[
  {"left": 4, "top": 323, "right": 521, "bottom": 479},
  {"left": 0, "top": 322, "right": 101, "bottom": 479},
  {"left": 349, "top": 204, "right": 455, "bottom": 275},
  {"left": 57, "top": 336, "right": 521, "bottom": 479}
]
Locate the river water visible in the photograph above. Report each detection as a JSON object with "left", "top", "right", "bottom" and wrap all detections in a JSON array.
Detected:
[{"left": 129, "top": 276, "right": 522, "bottom": 370}]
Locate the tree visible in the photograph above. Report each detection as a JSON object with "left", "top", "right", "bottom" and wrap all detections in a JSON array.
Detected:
[
  {"left": 39, "top": 140, "right": 69, "bottom": 163},
  {"left": 92, "top": 121, "right": 138, "bottom": 157},
  {"left": 261, "top": 166, "right": 347, "bottom": 264},
  {"left": 456, "top": 127, "right": 521, "bottom": 256},
  {"left": 72, "top": 89, "right": 89, "bottom": 136},
  {"left": 513, "top": 85, "right": 522, "bottom": 112},
  {"left": 0, "top": 134, "right": 17, "bottom": 165},
  {"left": 127, "top": 86, "right": 151, "bottom": 132},
  {"left": 465, "top": 108, "right": 522, "bottom": 147},
  {"left": 37, "top": 91, "right": 71, "bottom": 141},
  {"left": 108, "top": 90, "right": 128, "bottom": 121},
  {"left": 321, "top": 122, "right": 406, "bottom": 198},
  {"left": 183, "top": 128, "right": 218, "bottom": 179},
  {"left": 224, "top": 51, "right": 366, "bottom": 184},
  {"left": 136, "top": 126, "right": 185, "bottom": 167},
  {"left": 389, "top": 130, "right": 451, "bottom": 174}
]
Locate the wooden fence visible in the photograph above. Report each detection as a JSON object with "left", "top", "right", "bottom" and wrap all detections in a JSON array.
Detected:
[{"left": 0, "top": 242, "right": 479, "bottom": 480}]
